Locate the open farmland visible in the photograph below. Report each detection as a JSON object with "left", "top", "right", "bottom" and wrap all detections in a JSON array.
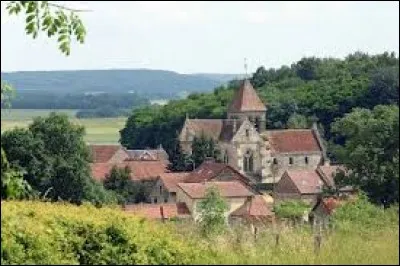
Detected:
[{"left": 1, "top": 109, "right": 126, "bottom": 144}]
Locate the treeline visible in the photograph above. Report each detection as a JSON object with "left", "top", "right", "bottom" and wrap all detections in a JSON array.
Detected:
[
  {"left": 5, "top": 91, "right": 150, "bottom": 110},
  {"left": 120, "top": 51, "right": 399, "bottom": 153}
]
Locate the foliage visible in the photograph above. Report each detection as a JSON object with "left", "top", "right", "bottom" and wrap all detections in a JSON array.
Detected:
[
  {"left": 103, "top": 166, "right": 142, "bottom": 204},
  {"left": 76, "top": 107, "right": 131, "bottom": 119},
  {"left": 191, "top": 135, "right": 222, "bottom": 167},
  {"left": 331, "top": 105, "right": 399, "bottom": 206},
  {"left": 1, "top": 112, "right": 115, "bottom": 204},
  {"left": 168, "top": 142, "right": 191, "bottom": 172},
  {"left": 0, "top": 81, "right": 15, "bottom": 108},
  {"left": 121, "top": 52, "right": 399, "bottom": 155},
  {"left": 273, "top": 200, "right": 311, "bottom": 219},
  {"left": 6, "top": 1, "right": 86, "bottom": 56},
  {"left": 1, "top": 148, "right": 32, "bottom": 200},
  {"left": 332, "top": 192, "right": 399, "bottom": 230},
  {"left": 1, "top": 201, "right": 203, "bottom": 265},
  {"left": 286, "top": 113, "right": 310, "bottom": 129},
  {"left": 1, "top": 91, "right": 149, "bottom": 111},
  {"left": 196, "top": 186, "right": 229, "bottom": 237}
]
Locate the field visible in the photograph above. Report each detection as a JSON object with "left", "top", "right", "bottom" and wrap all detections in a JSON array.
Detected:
[
  {"left": 1, "top": 200, "right": 399, "bottom": 265},
  {"left": 1, "top": 109, "right": 127, "bottom": 144}
]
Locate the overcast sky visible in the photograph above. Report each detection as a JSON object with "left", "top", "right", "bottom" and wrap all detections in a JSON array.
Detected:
[{"left": 1, "top": 1, "right": 399, "bottom": 74}]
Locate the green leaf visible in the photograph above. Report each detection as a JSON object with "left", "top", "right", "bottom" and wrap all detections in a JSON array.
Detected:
[
  {"left": 57, "top": 34, "right": 68, "bottom": 43},
  {"left": 26, "top": 14, "right": 36, "bottom": 23}
]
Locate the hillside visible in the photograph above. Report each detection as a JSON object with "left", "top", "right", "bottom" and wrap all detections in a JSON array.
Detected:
[
  {"left": 120, "top": 51, "right": 399, "bottom": 153},
  {"left": 1, "top": 69, "right": 235, "bottom": 98}
]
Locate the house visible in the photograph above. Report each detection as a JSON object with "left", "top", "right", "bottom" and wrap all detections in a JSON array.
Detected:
[
  {"left": 89, "top": 144, "right": 129, "bottom": 163},
  {"left": 274, "top": 169, "right": 325, "bottom": 204},
  {"left": 230, "top": 195, "right": 275, "bottom": 229},
  {"left": 273, "top": 164, "right": 354, "bottom": 204},
  {"left": 178, "top": 79, "right": 325, "bottom": 185},
  {"left": 176, "top": 181, "right": 254, "bottom": 221},
  {"left": 150, "top": 172, "right": 190, "bottom": 204},
  {"left": 89, "top": 144, "right": 169, "bottom": 163},
  {"left": 90, "top": 160, "right": 168, "bottom": 182},
  {"left": 123, "top": 202, "right": 191, "bottom": 220},
  {"left": 309, "top": 197, "right": 340, "bottom": 230}
]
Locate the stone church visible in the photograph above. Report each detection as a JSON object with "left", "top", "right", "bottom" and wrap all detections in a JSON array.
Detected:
[{"left": 179, "top": 79, "right": 326, "bottom": 185}]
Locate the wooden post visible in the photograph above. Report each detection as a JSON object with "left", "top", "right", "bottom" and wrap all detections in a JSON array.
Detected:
[
  {"left": 275, "top": 232, "right": 280, "bottom": 247},
  {"left": 254, "top": 225, "right": 258, "bottom": 242},
  {"left": 160, "top": 206, "right": 165, "bottom": 223},
  {"left": 314, "top": 223, "right": 322, "bottom": 254}
]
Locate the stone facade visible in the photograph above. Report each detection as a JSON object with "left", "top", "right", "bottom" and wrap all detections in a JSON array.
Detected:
[{"left": 179, "top": 79, "right": 325, "bottom": 187}]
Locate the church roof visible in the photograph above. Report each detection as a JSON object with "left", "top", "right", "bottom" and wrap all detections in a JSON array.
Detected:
[
  {"left": 183, "top": 119, "right": 244, "bottom": 142},
  {"left": 228, "top": 79, "right": 267, "bottom": 112},
  {"left": 267, "top": 129, "right": 322, "bottom": 154}
]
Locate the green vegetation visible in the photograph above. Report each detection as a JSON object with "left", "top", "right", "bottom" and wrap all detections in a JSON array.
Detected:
[
  {"left": 273, "top": 200, "right": 311, "bottom": 220},
  {"left": 197, "top": 186, "right": 229, "bottom": 237},
  {"left": 331, "top": 105, "right": 399, "bottom": 206},
  {"left": 1, "top": 110, "right": 126, "bottom": 144},
  {"left": 1, "top": 113, "right": 115, "bottom": 205},
  {"left": 121, "top": 52, "right": 399, "bottom": 153},
  {"left": 1, "top": 199, "right": 398, "bottom": 265}
]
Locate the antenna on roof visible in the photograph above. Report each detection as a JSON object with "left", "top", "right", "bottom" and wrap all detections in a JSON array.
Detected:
[{"left": 244, "top": 57, "right": 248, "bottom": 79}]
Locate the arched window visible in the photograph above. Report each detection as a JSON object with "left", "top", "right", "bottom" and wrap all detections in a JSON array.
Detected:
[
  {"left": 255, "top": 117, "right": 261, "bottom": 132},
  {"left": 223, "top": 151, "right": 229, "bottom": 164},
  {"left": 245, "top": 128, "right": 250, "bottom": 137},
  {"left": 243, "top": 150, "right": 254, "bottom": 173},
  {"left": 273, "top": 158, "right": 278, "bottom": 165}
]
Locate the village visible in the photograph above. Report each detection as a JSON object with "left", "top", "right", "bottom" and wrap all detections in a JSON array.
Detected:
[{"left": 89, "top": 79, "right": 356, "bottom": 231}]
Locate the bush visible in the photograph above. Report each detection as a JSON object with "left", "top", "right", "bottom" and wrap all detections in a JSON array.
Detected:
[{"left": 1, "top": 201, "right": 203, "bottom": 265}]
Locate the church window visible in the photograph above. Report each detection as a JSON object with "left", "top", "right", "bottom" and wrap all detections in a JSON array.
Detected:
[
  {"left": 245, "top": 129, "right": 250, "bottom": 137},
  {"left": 255, "top": 117, "right": 261, "bottom": 132},
  {"left": 154, "top": 198, "right": 158, "bottom": 204},
  {"left": 273, "top": 158, "right": 278, "bottom": 165},
  {"left": 164, "top": 197, "right": 168, "bottom": 203},
  {"left": 289, "top": 157, "right": 293, "bottom": 165},
  {"left": 160, "top": 185, "right": 162, "bottom": 194},
  {"left": 243, "top": 150, "right": 254, "bottom": 172},
  {"left": 305, "top": 156, "right": 309, "bottom": 164}
]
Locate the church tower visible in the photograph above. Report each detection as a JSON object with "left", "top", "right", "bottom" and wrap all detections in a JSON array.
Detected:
[{"left": 227, "top": 79, "right": 267, "bottom": 132}]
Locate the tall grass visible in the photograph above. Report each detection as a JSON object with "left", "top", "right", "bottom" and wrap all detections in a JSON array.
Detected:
[{"left": 1, "top": 200, "right": 399, "bottom": 265}]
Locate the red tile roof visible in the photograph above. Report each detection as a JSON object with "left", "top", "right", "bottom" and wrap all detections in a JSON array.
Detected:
[
  {"left": 177, "top": 181, "right": 254, "bottom": 199},
  {"left": 267, "top": 129, "right": 322, "bottom": 154},
  {"left": 285, "top": 169, "right": 324, "bottom": 194},
  {"left": 228, "top": 79, "right": 267, "bottom": 112},
  {"left": 159, "top": 172, "right": 190, "bottom": 193},
  {"left": 185, "top": 119, "right": 223, "bottom": 141},
  {"left": 317, "top": 165, "right": 345, "bottom": 187},
  {"left": 91, "top": 161, "right": 168, "bottom": 182},
  {"left": 184, "top": 161, "right": 251, "bottom": 186},
  {"left": 89, "top": 145, "right": 124, "bottom": 163},
  {"left": 123, "top": 202, "right": 191, "bottom": 219},
  {"left": 230, "top": 195, "right": 274, "bottom": 218}
]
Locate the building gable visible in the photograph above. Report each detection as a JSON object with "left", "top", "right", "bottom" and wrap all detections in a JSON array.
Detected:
[
  {"left": 274, "top": 171, "right": 301, "bottom": 194},
  {"left": 232, "top": 119, "right": 262, "bottom": 143}
]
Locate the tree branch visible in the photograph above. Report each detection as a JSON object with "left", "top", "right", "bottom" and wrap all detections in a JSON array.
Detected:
[{"left": 47, "top": 2, "right": 93, "bottom": 12}]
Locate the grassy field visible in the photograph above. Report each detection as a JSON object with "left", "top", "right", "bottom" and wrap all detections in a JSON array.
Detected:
[
  {"left": 1, "top": 109, "right": 127, "bottom": 144},
  {"left": 1, "top": 200, "right": 399, "bottom": 265}
]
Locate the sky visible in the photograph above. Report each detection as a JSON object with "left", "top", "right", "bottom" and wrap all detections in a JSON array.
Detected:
[{"left": 1, "top": 1, "right": 399, "bottom": 74}]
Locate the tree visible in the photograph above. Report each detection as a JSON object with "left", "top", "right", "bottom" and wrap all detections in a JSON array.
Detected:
[
  {"left": 191, "top": 135, "right": 221, "bottom": 167},
  {"left": 103, "top": 165, "right": 139, "bottom": 204},
  {"left": 2, "top": 1, "right": 87, "bottom": 105},
  {"left": 286, "top": 113, "right": 309, "bottom": 129},
  {"left": 168, "top": 142, "right": 190, "bottom": 172},
  {"left": 1, "top": 147, "right": 32, "bottom": 200},
  {"left": 196, "top": 185, "right": 229, "bottom": 237},
  {"left": 364, "top": 66, "right": 399, "bottom": 108},
  {"left": 331, "top": 105, "right": 399, "bottom": 206},
  {"left": 273, "top": 200, "right": 310, "bottom": 224},
  {"left": 1, "top": 113, "right": 114, "bottom": 204}
]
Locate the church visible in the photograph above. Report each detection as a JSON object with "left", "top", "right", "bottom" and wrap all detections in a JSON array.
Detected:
[{"left": 178, "top": 79, "right": 327, "bottom": 186}]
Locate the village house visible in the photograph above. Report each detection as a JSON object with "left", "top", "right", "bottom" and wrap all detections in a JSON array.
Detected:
[
  {"left": 149, "top": 172, "right": 189, "bottom": 204},
  {"left": 176, "top": 181, "right": 255, "bottom": 221},
  {"left": 273, "top": 164, "right": 354, "bottom": 204},
  {"left": 178, "top": 79, "right": 326, "bottom": 186}
]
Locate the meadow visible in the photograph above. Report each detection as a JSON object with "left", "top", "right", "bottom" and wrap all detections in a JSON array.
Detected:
[
  {"left": 1, "top": 200, "right": 398, "bottom": 265},
  {"left": 1, "top": 109, "right": 127, "bottom": 144}
]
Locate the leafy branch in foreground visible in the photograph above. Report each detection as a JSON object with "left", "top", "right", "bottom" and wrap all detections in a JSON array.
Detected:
[{"left": 6, "top": 1, "right": 88, "bottom": 56}]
